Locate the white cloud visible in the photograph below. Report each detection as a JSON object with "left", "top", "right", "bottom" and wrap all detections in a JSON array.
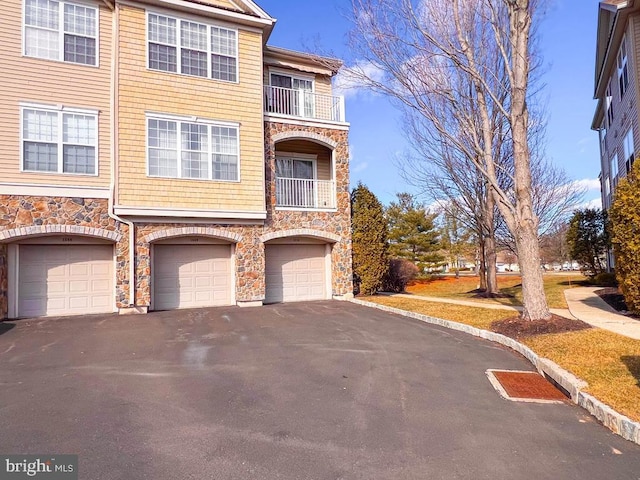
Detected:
[
  {"left": 572, "top": 178, "right": 601, "bottom": 191},
  {"left": 351, "top": 161, "right": 369, "bottom": 173},
  {"left": 579, "top": 197, "right": 602, "bottom": 210},
  {"left": 334, "top": 60, "right": 386, "bottom": 99}
]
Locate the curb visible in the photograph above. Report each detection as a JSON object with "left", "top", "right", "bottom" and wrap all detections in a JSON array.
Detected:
[{"left": 350, "top": 298, "right": 640, "bottom": 445}]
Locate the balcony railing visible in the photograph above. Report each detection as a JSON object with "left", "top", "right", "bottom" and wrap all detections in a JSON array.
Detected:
[
  {"left": 264, "top": 85, "right": 346, "bottom": 123},
  {"left": 276, "top": 177, "right": 336, "bottom": 209}
]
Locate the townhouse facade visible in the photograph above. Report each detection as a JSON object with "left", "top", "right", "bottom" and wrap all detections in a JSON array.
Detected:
[
  {"left": 0, "top": 0, "right": 353, "bottom": 318},
  {"left": 592, "top": 0, "right": 640, "bottom": 268}
]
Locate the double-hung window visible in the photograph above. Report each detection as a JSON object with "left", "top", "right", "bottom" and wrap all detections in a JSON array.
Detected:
[
  {"left": 147, "top": 115, "right": 239, "bottom": 181},
  {"left": 148, "top": 13, "right": 237, "bottom": 82},
  {"left": 624, "top": 128, "right": 635, "bottom": 175},
  {"left": 618, "top": 36, "right": 629, "bottom": 98},
  {"left": 611, "top": 153, "right": 619, "bottom": 190},
  {"left": 606, "top": 81, "right": 614, "bottom": 128},
  {"left": 24, "top": 0, "right": 98, "bottom": 66},
  {"left": 22, "top": 105, "right": 97, "bottom": 174}
]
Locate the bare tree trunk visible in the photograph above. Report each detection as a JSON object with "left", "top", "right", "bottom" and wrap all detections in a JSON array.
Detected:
[
  {"left": 504, "top": 0, "right": 551, "bottom": 320},
  {"left": 516, "top": 224, "right": 548, "bottom": 320},
  {"left": 483, "top": 192, "right": 499, "bottom": 294},
  {"left": 485, "top": 234, "right": 499, "bottom": 295},
  {"left": 478, "top": 239, "right": 487, "bottom": 291}
]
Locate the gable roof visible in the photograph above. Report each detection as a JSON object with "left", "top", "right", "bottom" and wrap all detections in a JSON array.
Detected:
[
  {"left": 140, "top": 0, "right": 276, "bottom": 39},
  {"left": 593, "top": 0, "right": 639, "bottom": 99},
  {"left": 182, "top": 0, "right": 272, "bottom": 19}
]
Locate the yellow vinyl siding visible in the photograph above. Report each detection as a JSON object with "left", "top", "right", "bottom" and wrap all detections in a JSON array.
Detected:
[
  {"left": 117, "top": 5, "right": 265, "bottom": 212},
  {"left": 275, "top": 140, "right": 332, "bottom": 181},
  {"left": 0, "top": 1, "right": 112, "bottom": 187},
  {"left": 315, "top": 75, "right": 333, "bottom": 96}
]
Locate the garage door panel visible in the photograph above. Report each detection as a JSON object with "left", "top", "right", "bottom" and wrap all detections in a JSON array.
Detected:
[
  {"left": 18, "top": 245, "right": 114, "bottom": 318},
  {"left": 153, "top": 244, "right": 232, "bottom": 310},
  {"left": 69, "top": 280, "right": 89, "bottom": 293},
  {"left": 265, "top": 244, "right": 327, "bottom": 303}
]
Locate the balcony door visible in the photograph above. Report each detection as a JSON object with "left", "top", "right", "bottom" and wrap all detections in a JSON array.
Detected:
[
  {"left": 271, "top": 73, "right": 314, "bottom": 117},
  {"left": 276, "top": 157, "right": 316, "bottom": 208}
]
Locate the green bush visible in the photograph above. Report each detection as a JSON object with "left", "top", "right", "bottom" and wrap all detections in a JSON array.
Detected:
[
  {"left": 609, "top": 161, "right": 640, "bottom": 314},
  {"left": 589, "top": 272, "right": 617, "bottom": 287},
  {"left": 351, "top": 183, "right": 389, "bottom": 295}
]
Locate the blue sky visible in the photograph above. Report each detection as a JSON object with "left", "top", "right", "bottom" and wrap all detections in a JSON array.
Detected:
[{"left": 262, "top": 0, "right": 602, "bottom": 207}]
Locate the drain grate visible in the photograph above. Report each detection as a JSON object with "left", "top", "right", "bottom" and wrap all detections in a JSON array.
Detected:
[{"left": 486, "top": 369, "right": 568, "bottom": 404}]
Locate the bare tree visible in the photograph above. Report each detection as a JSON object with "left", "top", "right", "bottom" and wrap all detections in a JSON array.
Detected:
[
  {"left": 402, "top": 129, "right": 501, "bottom": 294},
  {"left": 496, "top": 160, "right": 586, "bottom": 252},
  {"left": 346, "top": 0, "right": 553, "bottom": 319}
]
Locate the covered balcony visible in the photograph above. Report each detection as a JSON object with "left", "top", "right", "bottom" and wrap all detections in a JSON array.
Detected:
[
  {"left": 274, "top": 140, "right": 336, "bottom": 210},
  {"left": 264, "top": 85, "right": 346, "bottom": 123}
]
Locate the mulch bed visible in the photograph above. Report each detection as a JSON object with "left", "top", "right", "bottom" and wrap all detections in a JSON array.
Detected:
[
  {"left": 595, "top": 288, "right": 630, "bottom": 312},
  {"left": 491, "top": 314, "right": 592, "bottom": 340}
]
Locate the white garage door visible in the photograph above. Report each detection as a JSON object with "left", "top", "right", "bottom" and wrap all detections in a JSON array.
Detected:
[
  {"left": 18, "top": 245, "right": 114, "bottom": 318},
  {"left": 153, "top": 244, "right": 232, "bottom": 310},
  {"left": 265, "top": 244, "right": 328, "bottom": 303}
]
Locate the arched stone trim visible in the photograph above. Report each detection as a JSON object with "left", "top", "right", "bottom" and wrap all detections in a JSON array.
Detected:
[
  {"left": 0, "top": 225, "right": 122, "bottom": 242},
  {"left": 145, "top": 227, "right": 242, "bottom": 243},
  {"left": 260, "top": 229, "right": 340, "bottom": 244},
  {"left": 272, "top": 131, "right": 338, "bottom": 150}
]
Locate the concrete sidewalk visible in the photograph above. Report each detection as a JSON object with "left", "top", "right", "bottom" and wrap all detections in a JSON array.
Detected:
[
  {"left": 564, "top": 287, "right": 640, "bottom": 340},
  {"left": 380, "top": 293, "right": 573, "bottom": 318}
]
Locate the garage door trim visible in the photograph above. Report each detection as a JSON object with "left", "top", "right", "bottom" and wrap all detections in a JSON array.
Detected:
[
  {"left": 264, "top": 243, "right": 332, "bottom": 304},
  {"left": 151, "top": 242, "right": 236, "bottom": 311},
  {"left": 8, "top": 242, "right": 117, "bottom": 319}
]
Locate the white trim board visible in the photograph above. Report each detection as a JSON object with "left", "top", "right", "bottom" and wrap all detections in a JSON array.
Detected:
[
  {"left": 0, "top": 184, "right": 110, "bottom": 199},
  {"left": 114, "top": 205, "right": 267, "bottom": 220}
]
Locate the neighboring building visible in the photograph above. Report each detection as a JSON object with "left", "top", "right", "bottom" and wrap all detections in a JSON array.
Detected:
[
  {"left": 0, "top": 0, "right": 352, "bottom": 319},
  {"left": 592, "top": 0, "right": 640, "bottom": 269}
]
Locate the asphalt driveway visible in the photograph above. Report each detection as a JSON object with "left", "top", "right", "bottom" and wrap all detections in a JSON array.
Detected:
[{"left": 1, "top": 301, "right": 639, "bottom": 479}]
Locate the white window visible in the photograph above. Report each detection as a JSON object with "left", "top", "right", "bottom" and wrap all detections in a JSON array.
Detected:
[
  {"left": 147, "top": 115, "right": 239, "bottom": 181},
  {"left": 624, "top": 128, "right": 635, "bottom": 175},
  {"left": 270, "top": 73, "right": 315, "bottom": 117},
  {"left": 24, "top": 0, "right": 98, "bottom": 66},
  {"left": 148, "top": 13, "right": 237, "bottom": 82},
  {"left": 21, "top": 105, "right": 97, "bottom": 174},
  {"left": 606, "top": 81, "right": 614, "bottom": 128},
  {"left": 618, "top": 36, "right": 629, "bottom": 98},
  {"left": 605, "top": 175, "right": 611, "bottom": 207},
  {"left": 611, "top": 153, "right": 619, "bottom": 182},
  {"left": 275, "top": 157, "right": 315, "bottom": 180}
]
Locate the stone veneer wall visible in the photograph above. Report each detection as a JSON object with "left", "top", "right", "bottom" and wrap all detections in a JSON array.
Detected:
[
  {"left": 0, "top": 124, "right": 352, "bottom": 317},
  {"left": 0, "top": 196, "right": 130, "bottom": 318},
  {"left": 264, "top": 122, "right": 353, "bottom": 296},
  {"left": 134, "top": 223, "right": 265, "bottom": 306}
]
